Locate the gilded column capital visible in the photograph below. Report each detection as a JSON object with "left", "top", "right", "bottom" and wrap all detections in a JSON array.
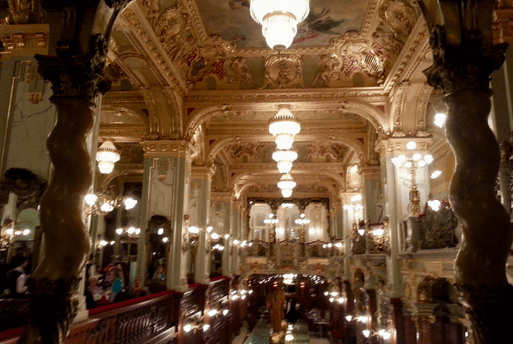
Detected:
[
  {"left": 141, "top": 140, "right": 192, "bottom": 158},
  {"left": 191, "top": 164, "right": 216, "bottom": 180},
  {"left": 339, "top": 192, "right": 360, "bottom": 203},
  {"left": 360, "top": 165, "right": 381, "bottom": 179},
  {"left": 211, "top": 192, "right": 232, "bottom": 202},
  {"left": 375, "top": 137, "right": 432, "bottom": 155}
]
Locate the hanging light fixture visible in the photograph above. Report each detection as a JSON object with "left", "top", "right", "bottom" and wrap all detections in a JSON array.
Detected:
[
  {"left": 277, "top": 173, "right": 297, "bottom": 198},
  {"left": 272, "top": 149, "right": 298, "bottom": 173},
  {"left": 250, "top": 0, "right": 310, "bottom": 50},
  {"left": 269, "top": 107, "right": 301, "bottom": 150},
  {"left": 96, "top": 141, "right": 120, "bottom": 174}
]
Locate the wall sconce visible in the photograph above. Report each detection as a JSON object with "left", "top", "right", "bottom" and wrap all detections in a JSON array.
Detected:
[
  {"left": 182, "top": 225, "right": 201, "bottom": 252},
  {"left": 84, "top": 189, "right": 137, "bottom": 216}
]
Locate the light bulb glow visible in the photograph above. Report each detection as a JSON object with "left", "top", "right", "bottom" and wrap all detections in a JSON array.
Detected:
[
  {"left": 183, "top": 324, "right": 192, "bottom": 333},
  {"left": 434, "top": 112, "right": 447, "bottom": 127},
  {"left": 158, "top": 228, "right": 164, "bottom": 235},
  {"left": 211, "top": 232, "right": 220, "bottom": 240},
  {"left": 272, "top": 149, "right": 298, "bottom": 163},
  {"left": 431, "top": 170, "right": 442, "bottom": 179},
  {"left": 85, "top": 194, "right": 97, "bottom": 206},
  {"left": 363, "top": 330, "right": 370, "bottom": 338},
  {"left": 428, "top": 199, "right": 441, "bottom": 211},
  {"left": 281, "top": 188, "right": 293, "bottom": 198},
  {"left": 22, "top": 229, "right": 30, "bottom": 236},
  {"left": 96, "top": 141, "right": 120, "bottom": 174},
  {"left": 345, "top": 315, "right": 353, "bottom": 321},
  {"left": 124, "top": 197, "right": 137, "bottom": 210},
  {"left": 277, "top": 160, "right": 293, "bottom": 173},
  {"left": 406, "top": 141, "right": 417, "bottom": 150},
  {"left": 275, "top": 133, "right": 295, "bottom": 150},
  {"left": 162, "top": 237, "right": 169, "bottom": 243},
  {"left": 116, "top": 228, "right": 123, "bottom": 235}
]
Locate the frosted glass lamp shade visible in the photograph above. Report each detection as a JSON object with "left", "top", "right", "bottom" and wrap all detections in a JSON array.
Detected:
[
  {"left": 250, "top": 0, "right": 309, "bottom": 50},
  {"left": 275, "top": 133, "right": 294, "bottom": 150},
  {"left": 272, "top": 149, "right": 298, "bottom": 163},
  {"left": 277, "top": 160, "right": 293, "bottom": 174},
  {"left": 277, "top": 173, "right": 297, "bottom": 190},
  {"left": 269, "top": 108, "right": 301, "bottom": 136},
  {"left": 96, "top": 141, "right": 120, "bottom": 174},
  {"left": 281, "top": 188, "right": 293, "bottom": 198}
]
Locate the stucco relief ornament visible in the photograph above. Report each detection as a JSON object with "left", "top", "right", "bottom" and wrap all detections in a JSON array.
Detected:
[
  {"left": 378, "top": 0, "right": 417, "bottom": 43},
  {"left": 181, "top": 35, "right": 253, "bottom": 89},
  {"left": 263, "top": 54, "right": 303, "bottom": 88},
  {"left": 6, "top": 0, "right": 45, "bottom": 24},
  {"left": 152, "top": 4, "right": 189, "bottom": 49}
]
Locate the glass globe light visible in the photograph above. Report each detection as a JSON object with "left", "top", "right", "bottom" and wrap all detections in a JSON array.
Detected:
[
  {"left": 406, "top": 141, "right": 417, "bottom": 150},
  {"left": 275, "top": 133, "right": 294, "bottom": 150},
  {"left": 96, "top": 141, "right": 120, "bottom": 174},
  {"left": 281, "top": 188, "right": 293, "bottom": 198},
  {"left": 100, "top": 202, "right": 114, "bottom": 213},
  {"left": 269, "top": 108, "right": 301, "bottom": 136},
  {"left": 85, "top": 193, "right": 97, "bottom": 206},
  {"left": 124, "top": 197, "right": 137, "bottom": 210},
  {"left": 277, "top": 173, "right": 297, "bottom": 190},
  {"left": 250, "top": 0, "right": 309, "bottom": 50},
  {"left": 277, "top": 160, "right": 293, "bottom": 174},
  {"left": 272, "top": 149, "right": 298, "bottom": 163}
]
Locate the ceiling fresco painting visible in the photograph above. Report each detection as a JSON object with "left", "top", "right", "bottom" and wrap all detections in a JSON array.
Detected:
[{"left": 195, "top": 0, "right": 372, "bottom": 49}]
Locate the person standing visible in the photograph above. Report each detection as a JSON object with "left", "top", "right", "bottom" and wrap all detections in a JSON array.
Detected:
[{"left": 6, "top": 258, "right": 29, "bottom": 298}]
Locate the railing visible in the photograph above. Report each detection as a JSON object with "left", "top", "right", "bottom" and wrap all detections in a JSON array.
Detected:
[
  {"left": 352, "top": 222, "right": 390, "bottom": 255},
  {"left": 401, "top": 200, "right": 458, "bottom": 252},
  {"left": 241, "top": 239, "right": 344, "bottom": 259},
  {"left": 0, "top": 290, "right": 180, "bottom": 344}
]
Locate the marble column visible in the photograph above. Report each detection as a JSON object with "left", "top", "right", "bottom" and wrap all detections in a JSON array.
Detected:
[
  {"left": 211, "top": 192, "right": 232, "bottom": 277},
  {"left": 230, "top": 200, "right": 241, "bottom": 275},
  {"left": 360, "top": 166, "right": 382, "bottom": 224},
  {"left": 340, "top": 192, "right": 357, "bottom": 279},
  {"left": 419, "top": 2, "right": 513, "bottom": 342},
  {"left": 139, "top": 140, "right": 191, "bottom": 290},
  {"left": 190, "top": 165, "right": 215, "bottom": 284},
  {"left": 376, "top": 142, "right": 402, "bottom": 298}
]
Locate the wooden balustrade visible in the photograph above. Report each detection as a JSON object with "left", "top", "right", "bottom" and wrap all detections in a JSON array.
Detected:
[
  {"left": 0, "top": 277, "right": 234, "bottom": 344},
  {"left": 203, "top": 277, "right": 230, "bottom": 344}
]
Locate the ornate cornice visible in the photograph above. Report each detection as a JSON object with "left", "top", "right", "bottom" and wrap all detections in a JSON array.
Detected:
[
  {"left": 99, "top": 124, "right": 147, "bottom": 142},
  {"left": 0, "top": 24, "right": 49, "bottom": 58},
  {"left": 184, "top": 88, "right": 388, "bottom": 104},
  {"left": 141, "top": 140, "right": 192, "bottom": 157},
  {"left": 121, "top": 6, "right": 187, "bottom": 96},
  {"left": 360, "top": 165, "right": 381, "bottom": 179},
  {"left": 102, "top": 91, "right": 146, "bottom": 104},
  {"left": 383, "top": 20, "right": 430, "bottom": 94}
]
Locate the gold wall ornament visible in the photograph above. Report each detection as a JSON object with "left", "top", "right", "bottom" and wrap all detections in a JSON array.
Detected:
[
  {"left": 302, "top": 141, "right": 349, "bottom": 163},
  {"left": 378, "top": 0, "right": 417, "bottom": 43},
  {"left": 263, "top": 54, "right": 303, "bottom": 89},
  {"left": 6, "top": 0, "right": 45, "bottom": 24}
]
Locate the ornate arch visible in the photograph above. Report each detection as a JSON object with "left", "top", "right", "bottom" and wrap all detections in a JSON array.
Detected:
[
  {"left": 184, "top": 105, "right": 230, "bottom": 140},
  {"left": 339, "top": 100, "right": 388, "bottom": 133},
  {"left": 207, "top": 136, "right": 366, "bottom": 164},
  {"left": 111, "top": 107, "right": 150, "bottom": 133},
  {"left": 415, "top": 83, "right": 434, "bottom": 136}
]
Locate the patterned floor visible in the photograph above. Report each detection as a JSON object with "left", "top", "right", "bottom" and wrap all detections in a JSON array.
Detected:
[{"left": 243, "top": 320, "right": 329, "bottom": 344}]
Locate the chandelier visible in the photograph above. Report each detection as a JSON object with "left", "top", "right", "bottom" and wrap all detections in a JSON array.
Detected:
[
  {"left": 269, "top": 107, "right": 301, "bottom": 150},
  {"left": 272, "top": 149, "right": 298, "bottom": 174},
  {"left": 250, "top": 0, "right": 310, "bottom": 50},
  {"left": 84, "top": 192, "right": 137, "bottom": 216},
  {"left": 277, "top": 173, "right": 296, "bottom": 198},
  {"left": 96, "top": 141, "right": 120, "bottom": 174},
  {"left": 391, "top": 141, "right": 433, "bottom": 216}
]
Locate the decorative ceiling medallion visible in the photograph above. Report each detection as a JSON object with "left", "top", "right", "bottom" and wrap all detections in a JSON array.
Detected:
[
  {"left": 263, "top": 54, "right": 303, "bottom": 88},
  {"left": 118, "top": 53, "right": 150, "bottom": 69}
]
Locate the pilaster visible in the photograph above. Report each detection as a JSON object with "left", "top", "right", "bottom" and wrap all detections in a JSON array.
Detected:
[
  {"left": 139, "top": 140, "right": 192, "bottom": 290},
  {"left": 211, "top": 192, "right": 233, "bottom": 277},
  {"left": 190, "top": 164, "right": 215, "bottom": 284}
]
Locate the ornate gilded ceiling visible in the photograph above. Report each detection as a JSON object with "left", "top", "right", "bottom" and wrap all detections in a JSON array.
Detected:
[
  {"left": 98, "top": 0, "right": 434, "bottom": 200},
  {"left": 195, "top": 0, "right": 371, "bottom": 48}
]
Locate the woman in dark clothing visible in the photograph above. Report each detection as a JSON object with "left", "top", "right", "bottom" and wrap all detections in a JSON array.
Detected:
[{"left": 286, "top": 298, "right": 300, "bottom": 324}]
